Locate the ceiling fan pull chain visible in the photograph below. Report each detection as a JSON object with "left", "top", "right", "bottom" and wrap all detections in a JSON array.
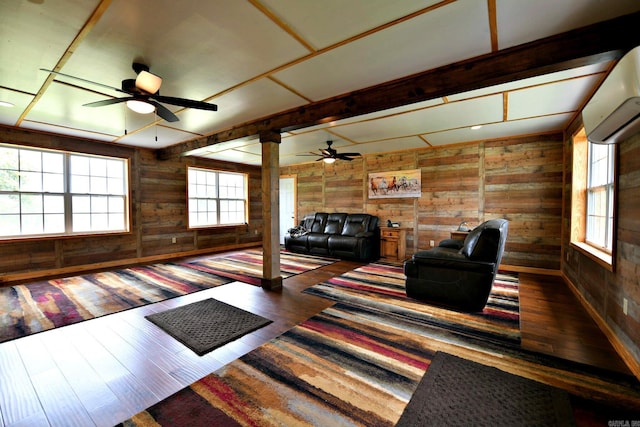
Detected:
[
  {"left": 155, "top": 111, "right": 158, "bottom": 142},
  {"left": 123, "top": 104, "right": 128, "bottom": 135}
]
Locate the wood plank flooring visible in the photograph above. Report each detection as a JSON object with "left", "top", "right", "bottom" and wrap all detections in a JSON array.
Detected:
[{"left": 0, "top": 258, "right": 633, "bottom": 426}]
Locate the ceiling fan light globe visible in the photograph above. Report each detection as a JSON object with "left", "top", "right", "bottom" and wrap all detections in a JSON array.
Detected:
[
  {"left": 323, "top": 157, "right": 336, "bottom": 164},
  {"left": 136, "top": 70, "right": 162, "bottom": 94},
  {"left": 126, "top": 99, "right": 156, "bottom": 114}
]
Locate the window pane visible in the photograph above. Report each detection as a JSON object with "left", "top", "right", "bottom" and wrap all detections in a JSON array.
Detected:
[
  {"left": 71, "top": 155, "right": 90, "bottom": 175},
  {"left": 20, "top": 150, "right": 42, "bottom": 172},
  {"left": 21, "top": 194, "right": 43, "bottom": 214},
  {"left": 42, "top": 152, "right": 64, "bottom": 173},
  {"left": 22, "top": 214, "right": 44, "bottom": 234},
  {"left": 0, "top": 194, "right": 19, "bottom": 213},
  {"left": 0, "top": 215, "right": 20, "bottom": 236},
  {"left": 43, "top": 195, "right": 64, "bottom": 213},
  {"left": 44, "top": 213, "right": 65, "bottom": 233},
  {"left": 73, "top": 195, "right": 91, "bottom": 213},
  {"left": 71, "top": 175, "right": 90, "bottom": 193},
  {"left": 42, "top": 172, "right": 64, "bottom": 193},
  {"left": 20, "top": 171, "right": 43, "bottom": 192}
]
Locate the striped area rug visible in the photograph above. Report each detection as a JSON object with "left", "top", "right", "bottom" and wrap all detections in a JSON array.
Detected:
[
  {"left": 180, "top": 249, "right": 337, "bottom": 286},
  {"left": 121, "top": 299, "right": 640, "bottom": 426},
  {"left": 0, "top": 263, "right": 232, "bottom": 344},
  {"left": 303, "top": 262, "right": 521, "bottom": 345}
]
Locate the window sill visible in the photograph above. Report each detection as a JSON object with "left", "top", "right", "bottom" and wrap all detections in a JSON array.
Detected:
[{"left": 570, "top": 241, "right": 614, "bottom": 272}]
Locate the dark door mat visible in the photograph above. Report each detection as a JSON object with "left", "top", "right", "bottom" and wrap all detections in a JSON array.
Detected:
[
  {"left": 397, "top": 351, "right": 575, "bottom": 426},
  {"left": 146, "top": 298, "right": 272, "bottom": 356}
]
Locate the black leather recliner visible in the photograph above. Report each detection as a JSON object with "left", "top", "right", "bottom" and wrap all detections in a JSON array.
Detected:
[{"left": 403, "top": 218, "right": 509, "bottom": 311}]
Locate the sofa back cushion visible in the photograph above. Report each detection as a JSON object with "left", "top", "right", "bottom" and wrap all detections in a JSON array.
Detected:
[
  {"left": 311, "top": 213, "right": 328, "bottom": 232},
  {"left": 461, "top": 219, "right": 509, "bottom": 263},
  {"left": 341, "top": 214, "right": 370, "bottom": 236},
  {"left": 323, "top": 213, "right": 347, "bottom": 234}
]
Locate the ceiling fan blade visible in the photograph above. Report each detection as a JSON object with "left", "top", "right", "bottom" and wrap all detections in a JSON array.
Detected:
[
  {"left": 147, "top": 100, "right": 179, "bottom": 122},
  {"left": 41, "top": 69, "right": 128, "bottom": 94},
  {"left": 83, "top": 97, "right": 132, "bottom": 107},
  {"left": 339, "top": 152, "right": 361, "bottom": 157},
  {"left": 150, "top": 95, "right": 218, "bottom": 111},
  {"left": 336, "top": 155, "right": 354, "bottom": 161},
  {"left": 320, "top": 149, "right": 331, "bottom": 155}
]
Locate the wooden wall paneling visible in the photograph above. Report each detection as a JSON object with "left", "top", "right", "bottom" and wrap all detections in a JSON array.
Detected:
[
  {"left": 364, "top": 151, "right": 420, "bottom": 253},
  {"left": 484, "top": 135, "right": 564, "bottom": 270},
  {"left": 416, "top": 145, "right": 480, "bottom": 250},
  {"left": 323, "top": 159, "right": 364, "bottom": 212},
  {"left": 60, "top": 234, "right": 138, "bottom": 267},
  {"left": 0, "top": 240, "right": 57, "bottom": 276}
]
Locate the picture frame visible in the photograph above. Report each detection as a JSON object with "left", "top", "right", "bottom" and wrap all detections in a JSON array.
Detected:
[{"left": 368, "top": 168, "right": 421, "bottom": 199}]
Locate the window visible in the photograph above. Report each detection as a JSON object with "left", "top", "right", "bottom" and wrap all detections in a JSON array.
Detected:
[
  {"left": 570, "top": 128, "right": 616, "bottom": 269},
  {"left": 0, "top": 144, "right": 129, "bottom": 238},
  {"left": 586, "top": 143, "right": 615, "bottom": 251},
  {"left": 188, "top": 167, "right": 247, "bottom": 227}
]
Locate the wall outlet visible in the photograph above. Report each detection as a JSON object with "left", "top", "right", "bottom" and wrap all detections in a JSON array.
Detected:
[
  {"left": 430, "top": 240, "right": 435, "bottom": 247},
  {"left": 623, "top": 298, "right": 629, "bottom": 315},
  {"left": 171, "top": 237, "right": 177, "bottom": 244}
]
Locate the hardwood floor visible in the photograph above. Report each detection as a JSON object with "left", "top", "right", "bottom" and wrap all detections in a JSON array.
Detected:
[{"left": 0, "top": 258, "right": 633, "bottom": 427}]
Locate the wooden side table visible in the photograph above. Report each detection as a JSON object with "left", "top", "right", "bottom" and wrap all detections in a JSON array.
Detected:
[
  {"left": 380, "top": 227, "right": 411, "bottom": 261},
  {"left": 450, "top": 230, "right": 470, "bottom": 240}
]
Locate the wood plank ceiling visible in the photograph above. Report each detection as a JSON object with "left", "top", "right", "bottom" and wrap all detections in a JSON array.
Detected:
[{"left": 1, "top": 1, "right": 640, "bottom": 165}]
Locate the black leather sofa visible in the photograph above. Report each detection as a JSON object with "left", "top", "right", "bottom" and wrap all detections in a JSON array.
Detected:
[
  {"left": 403, "top": 218, "right": 509, "bottom": 311},
  {"left": 285, "top": 212, "right": 380, "bottom": 261}
]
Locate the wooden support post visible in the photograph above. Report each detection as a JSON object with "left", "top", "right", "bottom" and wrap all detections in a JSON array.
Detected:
[{"left": 260, "top": 130, "right": 282, "bottom": 290}]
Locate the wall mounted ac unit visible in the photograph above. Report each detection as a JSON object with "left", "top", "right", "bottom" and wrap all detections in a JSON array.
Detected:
[{"left": 583, "top": 45, "right": 640, "bottom": 144}]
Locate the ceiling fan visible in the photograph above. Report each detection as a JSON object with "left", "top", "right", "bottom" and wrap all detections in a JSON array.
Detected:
[
  {"left": 40, "top": 63, "right": 218, "bottom": 123},
  {"left": 300, "top": 140, "right": 361, "bottom": 163}
]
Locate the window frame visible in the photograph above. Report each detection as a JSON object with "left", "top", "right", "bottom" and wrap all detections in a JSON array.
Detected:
[
  {"left": 0, "top": 143, "right": 130, "bottom": 240},
  {"left": 569, "top": 127, "right": 617, "bottom": 271},
  {"left": 187, "top": 167, "right": 248, "bottom": 228}
]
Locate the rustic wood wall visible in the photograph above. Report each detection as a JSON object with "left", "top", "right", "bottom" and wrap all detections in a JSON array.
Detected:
[
  {"left": 281, "top": 133, "right": 565, "bottom": 271},
  {"left": 0, "top": 128, "right": 261, "bottom": 283},
  {"left": 563, "top": 130, "right": 640, "bottom": 375}
]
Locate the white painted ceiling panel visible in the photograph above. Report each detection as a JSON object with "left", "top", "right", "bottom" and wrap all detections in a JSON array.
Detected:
[
  {"left": 167, "top": 78, "right": 309, "bottom": 136},
  {"left": 61, "top": 0, "right": 309, "bottom": 102},
  {"left": 272, "top": 0, "right": 492, "bottom": 101},
  {"left": 262, "top": 0, "right": 440, "bottom": 49},
  {"left": 335, "top": 95, "right": 503, "bottom": 142},
  {"left": 0, "top": 0, "right": 100, "bottom": 95},
  {"left": 425, "top": 113, "right": 574, "bottom": 146},
  {"left": 508, "top": 74, "right": 602, "bottom": 120}
]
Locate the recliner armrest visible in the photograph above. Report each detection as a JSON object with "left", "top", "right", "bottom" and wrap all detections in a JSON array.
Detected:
[
  {"left": 409, "top": 248, "right": 495, "bottom": 274},
  {"left": 438, "top": 238, "right": 464, "bottom": 250}
]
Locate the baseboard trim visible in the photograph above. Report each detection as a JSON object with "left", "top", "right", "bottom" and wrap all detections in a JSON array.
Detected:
[
  {"left": 0, "top": 242, "right": 260, "bottom": 285},
  {"left": 562, "top": 272, "right": 640, "bottom": 381},
  {"left": 500, "top": 264, "right": 561, "bottom": 276}
]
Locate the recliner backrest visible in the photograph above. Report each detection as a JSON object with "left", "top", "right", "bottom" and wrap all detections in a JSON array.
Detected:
[{"left": 461, "top": 219, "right": 509, "bottom": 263}]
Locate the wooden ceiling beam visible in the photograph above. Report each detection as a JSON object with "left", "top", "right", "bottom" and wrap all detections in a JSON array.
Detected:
[{"left": 158, "top": 11, "right": 640, "bottom": 160}]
